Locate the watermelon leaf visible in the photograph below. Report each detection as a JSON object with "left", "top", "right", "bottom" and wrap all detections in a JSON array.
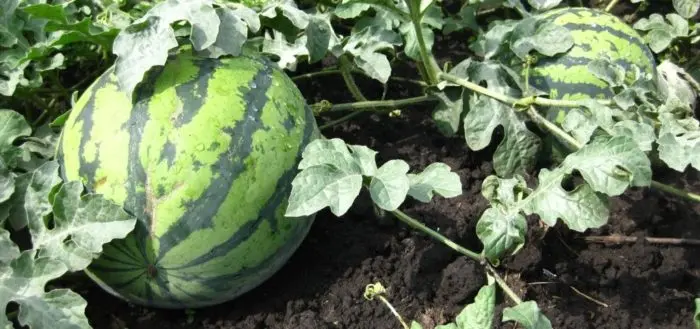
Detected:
[
  {"left": 407, "top": 162, "right": 463, "bottom": 202},
  {"left": 262, "top": 30, "right": 309, "bottom": 70},
  {"left": 399, "top": 4, "right": 443, "bottom": 61},
  {"left": 259, "top": 0, "right": 310, "bottom": 30},
  {"left": 287, "top": 138, "right": 462, "bottom": 217},
  {"left": 347, "top": 144, "right": 378, "bottom": 176},
  {"left": 5, "top": 161, "right": 62, "bottom": 231},
  {"left": 476, "top": 175, "right": 528, "bottom": 261},
  {"left": 673, "top": 0, "right": 700, "bottom": 19},
  {"left": 369, "top": 159, "right": 410, "bottom": 211},
  {"left": 31, "top": 180, "right": 137, "bottom": 272},
  {"left": 305, "top": 13, "right": 335, "bottom": 63},
  {"left": 454, "top": 281, "right": 496, "bottom": 329},
  {"left": 286, "top": 164, "right": 364, "bottom": 217},
  {"left": 509, "top": 17, "right": 574, "bottom": 60},
  {"left": 197, "top": 7, "right": 252, "bottom": 58},
  {"left": 0, "top": 250, "right": 91, "bottom": 329},
  {"left": 342, "top": 24, "right": 402, "bottom": 83},
  {"left": 561, "top": 135, "right": 651, "bottom": 195},
  {"left": 527, "top": 0, "right": 562, "bottom": 11},
  {"left": 633, "top": 13, "right": 689, "bottom": 53},
  {"left": 0, "top": 159, "right": 14, "bottom": 205},
  {"left": 502, "top": 301, "right": 553, "bottom": 329},
  {"left": 113, "top": 0, "right": 220, "bottom": 95},
  {"left": 464, "top": 95, "right": 541, "bottom": 177},
  {"left": 657, "top": 112, "right": 700, "bottom": 172},
  {"left": 0, "top": 176, "right": 136, "bottom": 329},
  {"left": 431, "top": 86, "right": 465, "bottom": 137},
  {"left": 0, "top": 109, "right": 32, "bottom": 167}
]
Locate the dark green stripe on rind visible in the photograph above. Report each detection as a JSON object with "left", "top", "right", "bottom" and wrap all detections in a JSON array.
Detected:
[
  {"left": 172, "top": 102, "right": 317, "bottom": 271},
  {"left": 73, "top": 73, "right": 112, "bottom": 188},
  {"left": 154, "top": 62, "right": 273, "bottom": 261}
]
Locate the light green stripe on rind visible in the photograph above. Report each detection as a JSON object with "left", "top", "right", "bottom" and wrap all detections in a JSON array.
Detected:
[{"left": 61, "top": 48, "right": 319, "bottom": 309}]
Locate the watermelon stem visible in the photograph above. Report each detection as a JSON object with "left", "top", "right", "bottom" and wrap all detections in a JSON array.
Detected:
[
  {"left": 325, "top": 95, "right": 437, "bottom": 112},
  {"left": 391, "top": 209, "right": 483, "bottom": 262},
  {"left": 291, "top": 68, "right": 429, "bottom": 87},
  {"left": 291, "top": 69, "right": 342, "bottom": 81},
  {"left": 438, "top": 72, "right": 613, "bottom": 109},
  {"left": 340, "top": 56, "right": 369, "bottom": 102},
  {"left": 404, "top": 0, "right": 441, "bottom": 86}
]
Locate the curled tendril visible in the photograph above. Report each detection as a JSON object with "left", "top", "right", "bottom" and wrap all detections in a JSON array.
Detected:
[{"left": 363, "top": 282, "right": 387, "bottom": 301}]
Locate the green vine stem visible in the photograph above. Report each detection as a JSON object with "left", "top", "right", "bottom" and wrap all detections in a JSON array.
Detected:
[
  {"left": 340, "top": 56, "right": 369, "bottom": 102},
  {"left": 391, "top": 209, "right": 483, "bottom": 262},
  {"left": 292, "top": 69, "right": 342, "bottom": 82},
  {"left": 291, "top": 67, "right": 428, "bottom": 87},
  {"left": 319, "top": 112, "right": 364, "bottom": 130},
  {"left": 326, "top": 95, "right": 436, "bottom": 112},
  {"left": 438, "top": 72, "right": 612, "bottom": 108},
  {"left": 439, "top": 72, "right": 700, "bottom": 204},
  {"left": 404, "top": 0, "right": 441, "bottom": 85}
]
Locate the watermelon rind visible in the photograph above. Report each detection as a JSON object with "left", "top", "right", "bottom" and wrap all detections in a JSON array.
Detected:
[{"left": 56, "top": 47, "right": 320, "bottom": 309}]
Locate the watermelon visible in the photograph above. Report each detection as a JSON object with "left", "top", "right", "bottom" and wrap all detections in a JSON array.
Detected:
[
  {"left": 505, "top": 7, "right": 658, "bottom": 122},
  {"left": 56, "top": 47, "right": 320, "bottom": 309}
]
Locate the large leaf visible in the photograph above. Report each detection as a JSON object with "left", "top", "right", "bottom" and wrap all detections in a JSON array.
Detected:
[
  {"left": 286, "top": 139, "right": 365, "bottom": 217},
  {"left": 369, "top": 159, "right": 410, "bottom": 211},
  {"left": 673, "top": 0, "right": 700, "bottom": 18},
  {"left": 464, "top": 95, "right": 541, "bottom": 177},
  {"left": 343, "top": 24, "right": 402, "bottom": 83},
  {"left": 0, "top": 251, "right": 90, "bottom": 329},
  {"left": 476, "top": 176, "right": 528, "bottom": 261},
  {"left": 502, "top": 301, "right": 553, "bottom": 329},
  {"left": 113, "top": 0, "right": 220, "bottom": 96},
  {"left": 5, "top": 161, "right": 62, "bottom": 230},
  {"left": 31, "top": 181, "right": 137, "bottom": 272},
  {"left": 0, "top": 109, "right": 31, "bottom": 166}
]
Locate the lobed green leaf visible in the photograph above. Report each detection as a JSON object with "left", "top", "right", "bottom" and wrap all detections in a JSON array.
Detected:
[{"left": 502, "top": 301, "right": 553, "bottom": 329}]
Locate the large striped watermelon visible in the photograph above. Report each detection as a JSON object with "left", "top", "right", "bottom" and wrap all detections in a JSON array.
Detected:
[
  {"left": 56, "top": 47, "right": 320, "bottom": 309},
  {"left": 506, "top": 7, "right": 658, "bottom": 122}
]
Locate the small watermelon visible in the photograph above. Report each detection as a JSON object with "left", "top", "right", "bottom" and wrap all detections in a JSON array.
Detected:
[
  {"left": 506, "top": 7, "right": 658, "bottom": 122},
  {"left": 56, "top": 47, "right": 320, "bottom": 309}
]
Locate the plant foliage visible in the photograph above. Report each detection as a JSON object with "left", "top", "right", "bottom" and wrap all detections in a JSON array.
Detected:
[{"left": 1, "top": 0, "right": 699, "bottom": 327}]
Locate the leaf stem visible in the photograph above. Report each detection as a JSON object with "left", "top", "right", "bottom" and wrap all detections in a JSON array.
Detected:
[
  {"left": 328, "top": 95, "right": 437, "bottom": 112},
  {"left": 485, "top": 264, "right": 523, "bottom": 304},
  {"left": 319, "top": 111, "right": 364, "bottom": 130},
  {"left": 438, "top": 72, "right": 610, "bottom": 108},
  {"left": 649, "top": 181, "right": 700, "bottom": 203},
  {"left": 405, "top": 0, "right": 441, "bottom": 85},
  {"left": 340, "top": 56, "right": 369, "bottom": 102},
  {"left": 292, "top": 69, "right": 342, "bottom": 81},
  {"left": 390, "top": 209, "right": 483, "bottom": 262}
]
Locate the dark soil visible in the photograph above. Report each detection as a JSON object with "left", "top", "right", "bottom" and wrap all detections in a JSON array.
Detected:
[{"left": 76, "top": 4, "right": 699, "bottom": 328}]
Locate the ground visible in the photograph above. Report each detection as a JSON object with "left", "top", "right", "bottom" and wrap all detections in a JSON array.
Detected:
[{"left": 70, "top": 3, "right": 700, "bottom": 328}]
